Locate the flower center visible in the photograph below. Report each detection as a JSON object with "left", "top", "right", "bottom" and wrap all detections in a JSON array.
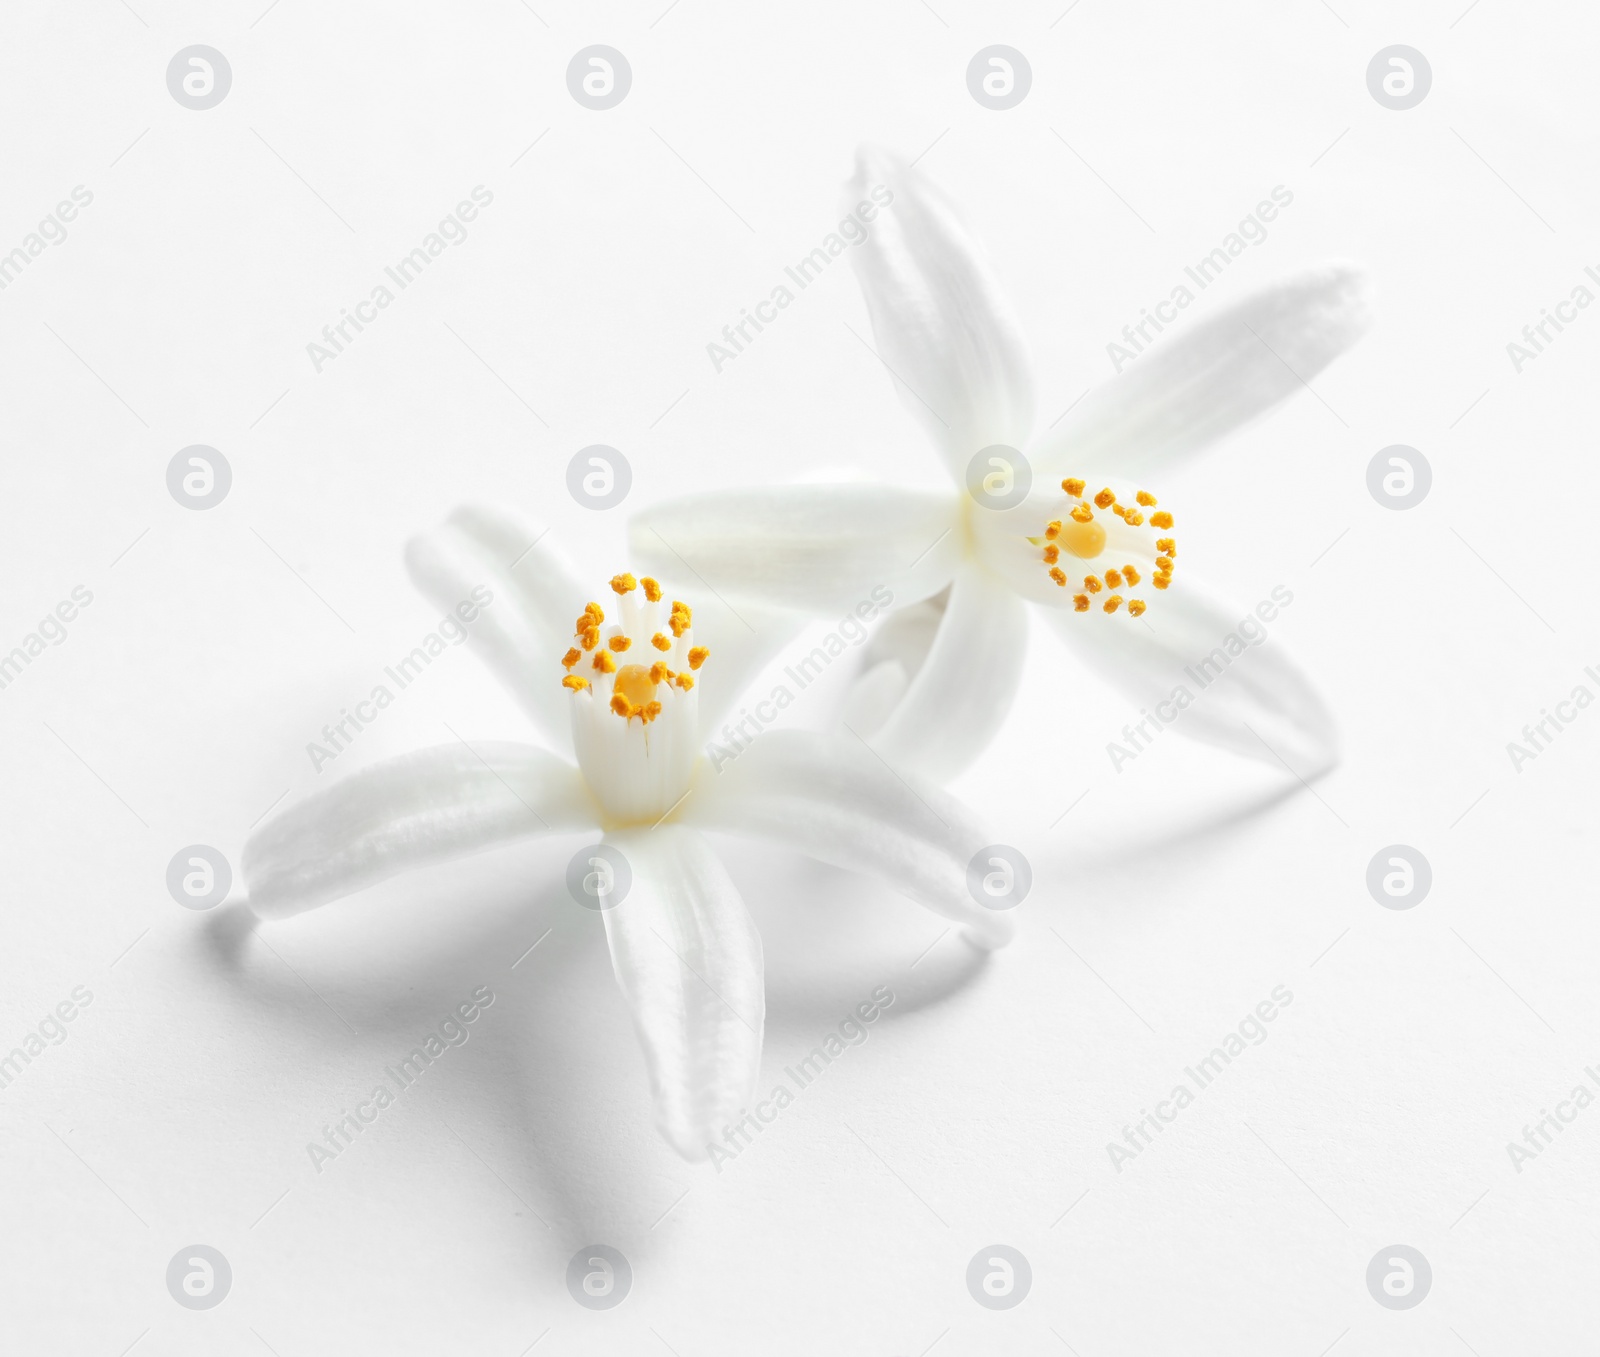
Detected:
[
  {"left": 559, "top": 573, "right": 710, "bottom": 824},
  {"left": 1040, "top": 478, "right": 1176, "bottom": 617}
]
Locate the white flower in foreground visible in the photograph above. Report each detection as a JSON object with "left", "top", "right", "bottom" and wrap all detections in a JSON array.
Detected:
[
  {"left": 632, "top": 148, "right": 1372, "bottom": 783},
  {"left": 241, "top": 504, "right": 1014, "bottom": 1161}
]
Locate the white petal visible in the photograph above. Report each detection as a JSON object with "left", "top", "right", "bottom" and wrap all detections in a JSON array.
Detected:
[
  {"left": 847, "top": 145, "right": 1035, "bottom": 480},
  {"left": 1032, "top": 264, "right": 1372, "bottom": 481},
  {"left": 869, "top": 567, "right": 1028, "bottom": 782},
  {"left": 404, "top": 504, "right": 590, "bottom": 753},
  {"left": 1046, "top": 575, "right": 1338, "bottom": 775},
  {"left": 601, "top": 825, "right": 764, "bottom": 1161},
  {"left": 682, "top": 729, "right": 1017, "bottom": 949},
  {"left": 657, "top": 586, "right": 807, "bottom": 746},
  {"left": 630, "top": 483, "right": 961, "bottom": 614},
  {"left": 839, "top": 591, "right": 947, "bottom": 737},
  {"left": 243, "top": 743, "right": 595, "bottom": 919}
]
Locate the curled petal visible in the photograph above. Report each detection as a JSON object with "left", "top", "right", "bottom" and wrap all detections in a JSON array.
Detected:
[
  {"left": 602, "top": 826, "right": 764, "bottom": 1162},
  {"left": 1033, "top": 264, "right": 1372, "bottom": 481},
  {"left": 847, "top": 145, "right": 1035, "bottom": 481},
  {"left": 683, "top": 729, "right": 1017, "bottom": 950},
  {"left": 405, "top": 504, "right": 590, "bottom": 753},
  {"left": 868, "top": 566, "right": 1028, "bottom": 782},
  {"left": 631, "top": 483, "right": 961, "bottom": 615},
  {"left": 243, "top": 743, "right": 595, "bottom": 919}
]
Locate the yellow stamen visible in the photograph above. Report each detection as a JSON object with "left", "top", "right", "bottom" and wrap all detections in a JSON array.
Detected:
[
  {"left": 1073, "top": 593, "right": 1090, "bottom": 612},
  {"left": 608, "top": 635, "right": 631, "bottom": 652},
  {"left": 674, "top": 673, "right": 695, "bottom": 691},
  {"left": 1155, "top": 556, "right": 1173, "bottom": 572},
  {"left": 1136, "top": 491, "right": 1156, "bottom": 507},
  {"left": 563, "top": 674, "right": 589, "bottom": 691},
  {"left": 651, "top": 632, "right": 672, "bottom": 651},
  {"left": 584, "top": 602, "right": 605, "bottom": 625},
  {"left": 649, "top": 661, "right": 670, "bottom": 684},
  {"left": 1103, "top": 594, "right": 1123, "bottom": 613},
  {"left": 593, "top": 649, "right": 617, "bottom": 674},
  {"left": 1044, "top": 520, "right": 1062, "bottom": 541},
  {"left": 1128, "top": 599, "right": 1147, "bottom": 617},
  {"left": 1122, "top": 565, "right": 1141, "bottom": 586},
  {"left": 1156, "top": 538, "right": 1175, "bottom": 555},
  {"left": 1062, "top": 478, "right": 1086, "bottom": 497},
  {"left": 561, "top": 647, "right": 581, "bottom": 670},
  {"left": 687, "top": 646, "right": 710, "bottom": 670},
  {"left": 1070, "top": 503, "right": 1094, "bottom": 524},
  {"left": 1105, "top": 568, "right": 1123, "bottom": 588},
  {"left": 1049, "top": 566, "right": 1067, "bottom": 587},
  {"left": 610, "top": 573, "right": 637, "bottom": 595},
  {"left": 1094, "top": 488, "right": 1116, "bottom": 509},
  {"left": 1153, "top": 574, "right": 1171, "bottom": 590},
  {"left": 1043, "top": 544, "right": 1060, "bottom": 565},
  {"left": 1124, "top": 510, "right": 1144, "bottom": 526},
  {"left": 610, "top": 693, "right": 633, "bottom": 718},
  {"left": 1150, "top": 511, "right": 1173, "bottom": 529},
  {"left": 1084, "top": 575, "right": 1103, "bottom": 593},
  {"left": 641, "top": 576, "right": 662, "bottom": 602}
]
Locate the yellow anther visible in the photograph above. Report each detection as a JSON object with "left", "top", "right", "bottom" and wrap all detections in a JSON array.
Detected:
[
  {"left": 651, "top": 632, "right": 672, "bottom": 651},
  {"left": 687, "top": 646, "right": 710, "bottom": 670},
  {"left": 1043, "top": 544, "right": 1060, "bottom": 565},
  {"left": 1122, "top": 565, "right": 1141, "bottom": 586},
  {"left": 669, "top": 602, "right": 692, "bottom": 637},
  {"left": 674, "top": 673, "right": 695, "bottom": 691},
  {"left": 1073, "top": 594, "right": 1090, "bottom": 612},
  {"left": 649, "top": 661, "right": 670, "bottom": 684},
  {"left": 1155, "top": 556, "right": 1173, "bottom": 572},
  {"left": 1044, "top": 520, "right": 1062, "bottom": 541},
  {"left": 1125, "top": 511, "right": 1144, "bottom": 526},
  {"left": 1104, "top": 594, "right": 1123, "bottom": 613},
  {"left": 641, "top": 576, "right": 662, "bottom": 602},
  {"left": 1156, "top": 538, "right": 1175, "bottom": 555},
  {"left": 1049, "top": 566, "right": 1067, "bottom": 587},
  {"left": 1070, "top": 503, "right": 1094, "bottom": 524},
  {"left": 643, "top": 700, "right": 662, "bottom": 722},
  {"left": 610, "top": 693, "right": 633, "bottom": 718},
  {"left": 608, "top": 635, "right": 632, "bottom": 652},
  {"left": 1150, "top": 511, "right": 1173, "bottom": 529},
  {"left": 1084, "top": 575, "right": 1103, "bottom": 593},
  {"left": 1136, "top": 491, "right": 1156, "bottom": 507},
  {"left": 593, "top": 649, "right": 617, "bottom": 674},
  {"left": 1128, "top": 599, "right": 1147, "bottom": 617},
  {"left": 1062, "top": 478, "right": 1086, "bottom": 497},
  {"left": 562, "top": 674, "right": 589, "bottom": 691},
  {"left": 1112, "top": 503, "right": 1128, "bottom": 519},
  {"left": 1153, "top": 574, "right": 1171, "bottom": 590},
  {"left": 610, "top": 573, "right": 638, "bottom": 595},
  {"left": 578, "top": 627, "right": 599, "bottom": 652},
  {"left": 1094, "top": 488, "right": 1116, "bottom": 509},
  {"left": 584, "top": 602, "right": 605, "bottom": 624},
  {"left": 561, "top": 647, "right": 581, "bottom": 670},
  {"left": 1105, "top": 568, "right": 1123, "bottom": 588}
]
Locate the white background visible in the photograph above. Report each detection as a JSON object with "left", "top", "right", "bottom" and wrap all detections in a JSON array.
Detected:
[{"left": 2, "top": 1, "right": 1597, "bottom": 1352}]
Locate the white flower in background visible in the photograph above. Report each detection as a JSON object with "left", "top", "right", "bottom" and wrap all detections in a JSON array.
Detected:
[
  {"left": 241, "top": 504, "right": 1014, "bottom": 1161},
  {"left": 631, "top": 148, "right": 1372, "bottom": 783}
]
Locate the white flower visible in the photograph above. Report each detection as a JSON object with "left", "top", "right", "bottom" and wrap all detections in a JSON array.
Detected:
[
  {"left": 241, "top": 503, "right": 1014, "bottom": 1161},
  {"left": 631, "top": 147, "right": 1372, "bottom": 783}
]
